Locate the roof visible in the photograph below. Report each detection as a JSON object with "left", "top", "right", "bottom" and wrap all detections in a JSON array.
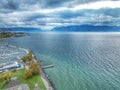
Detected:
[
  {"left": 3, "top": 77, "right": 29, "bottom": 90},
  {"left": 3, "top": 84, "right": 29, "bottom": 90}
]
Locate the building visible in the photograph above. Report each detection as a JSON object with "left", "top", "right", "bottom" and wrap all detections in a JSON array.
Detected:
[
  {"left": 0, "top": 62, "right": 21, "bottom": 73},
  {"left": 3, "top": 77, "right": 29, "bottom": 90}
]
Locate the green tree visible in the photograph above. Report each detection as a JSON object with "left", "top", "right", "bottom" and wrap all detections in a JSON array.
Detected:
[
  {"left": 22, "top": 55, "right": 31, "bottom": 62},
  {"left": 23, "top": 61, "right": 41, "bottom": 79},
  {"left": 24, "top": 69, "right": 32, "bottom": 79},
  {"left": 29, "top": 62, "right": 41, "bottom": 74},
  {"left": 0, "top": 71, "right": 11, "bottom": 82},
  {"left": 21, "top": 50, "right": 33, "bottom": 63}
]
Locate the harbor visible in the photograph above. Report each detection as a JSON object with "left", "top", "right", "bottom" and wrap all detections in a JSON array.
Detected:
[{"left": 0, "top": 42, "right": 55, "bottom": 90}]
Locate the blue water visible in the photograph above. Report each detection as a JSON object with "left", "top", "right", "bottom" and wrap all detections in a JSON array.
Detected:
[{"left": 3, "top": 32, "right": 120, "bottom": 90}]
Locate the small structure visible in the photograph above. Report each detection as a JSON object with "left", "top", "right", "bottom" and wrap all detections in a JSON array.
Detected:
[{"left": 3, "top": 77, "right": 29, "bottom": 90}]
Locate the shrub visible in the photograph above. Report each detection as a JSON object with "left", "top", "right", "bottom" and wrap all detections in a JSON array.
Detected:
[
  {"left": 23, "top": 62, "right": 41, "bottom": 79},
  {"left": 29, "top": 62, "right": 41, "bottom": 74},
  {"left": 21, "top": 50, "right": 33, "bottom": 63},
  {"left": 0, "top": 71, "right": 11, "bottom": 82},
  {"left": 24, "top": 69, "right": 32, "bottom": 79}
]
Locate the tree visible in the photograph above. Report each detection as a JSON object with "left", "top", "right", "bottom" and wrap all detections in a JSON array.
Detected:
[
  {"left": 23, "top": 61, "right": 41, "bottom": 79},
  {"left": 22, "top": 55, "right": 31, "bottom": 62},
  {"left": 0, "top": 71, "right": 11, "bottom": 82},
  {"left": 24, "top": 69, "right": 32, "bottom": 79},
  {"left": 21, "top": 50, "right": 33, "bottom": 63},
  {"left": 29, "top": 62, "right": 41, "bottom": 74}
]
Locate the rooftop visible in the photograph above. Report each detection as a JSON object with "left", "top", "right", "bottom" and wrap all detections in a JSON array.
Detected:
[
  {"left": 3, "top": 84, "right": 29, "bottom": 90},
  {"left": 3, "top": 77, "right": 29, "bottom": 90}
]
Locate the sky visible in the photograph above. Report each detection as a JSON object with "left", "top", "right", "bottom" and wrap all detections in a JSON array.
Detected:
[{"left": 0, "top": 0, "right": 120, "bottom": 30}]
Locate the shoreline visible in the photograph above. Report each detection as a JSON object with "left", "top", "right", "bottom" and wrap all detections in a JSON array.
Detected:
[
  {"left": 0, "top": 32, "right": 27, "bottom": 38},
  {"left": 1, "top": 39, "right": 55, "bottom": 90},
  {"left": 33, "top": 55, "right": 55, "bottom": 90},
  {"left": 24, "top": 49, "right": 55, "bottom": 90}
]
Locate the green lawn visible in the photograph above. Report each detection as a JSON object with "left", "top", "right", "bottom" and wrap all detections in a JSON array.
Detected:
[
  {"left": 0, "top": 69, "right": 46, "bottom": 90},
  {"left": 0, "top": 80, "right": 8, "bottom": 90}
]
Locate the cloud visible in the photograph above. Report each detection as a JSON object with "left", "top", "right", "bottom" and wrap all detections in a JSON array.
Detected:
[{"left": 0, "top": 0, "right": 120, "bottom": 30}]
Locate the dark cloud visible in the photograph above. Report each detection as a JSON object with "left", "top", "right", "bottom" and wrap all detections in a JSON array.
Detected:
[
  {"left": 0, "top": 0, "right": 118, "bottom": 10},
  {"left": 40, "top": 0, "right": 71, "bottom": 8},
  {"left": 0, "top": 0, "right": 120, "bottom": 29},
  {"left": 0, "top": 0, "right": 18, "bottom": 10}
]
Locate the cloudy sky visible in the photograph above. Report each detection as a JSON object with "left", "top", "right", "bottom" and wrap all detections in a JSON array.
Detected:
[{"left": 0, "top": 0, "right": 120, "bottom": 30}]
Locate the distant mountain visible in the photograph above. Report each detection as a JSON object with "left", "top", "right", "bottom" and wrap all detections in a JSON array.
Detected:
[
  {"left": 52, "top": 25, "right": 120, "bottom": 32},
  {"left": 0, "top": 27, "right": 41, "bottom": 32},
  {"left": 1, "top": 25, "right": 120, "bottom": 32}
]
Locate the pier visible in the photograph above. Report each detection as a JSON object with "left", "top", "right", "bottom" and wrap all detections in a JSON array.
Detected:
[{"left": 42, "top": 65, "right": 54, "bottom": 69}]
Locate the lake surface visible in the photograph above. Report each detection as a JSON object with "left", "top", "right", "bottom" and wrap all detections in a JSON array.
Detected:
[{"left": 3, "top": 32, "right": 120, "bottom": 90}]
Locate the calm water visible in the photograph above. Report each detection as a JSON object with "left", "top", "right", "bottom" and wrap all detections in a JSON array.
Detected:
[{"left": 3, "top": 32, "right": 120, "bottom": 90}]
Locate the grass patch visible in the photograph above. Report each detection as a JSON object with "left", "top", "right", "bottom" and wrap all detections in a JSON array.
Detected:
[
  {"left": 12, "top": 69, "right": 46, "bottom": 90},
  {"left": 0, "top": 81, "right": 8, "bottom": 90},
  {"left": 0, "top": 69, "right": 46, "bottom": 90}
]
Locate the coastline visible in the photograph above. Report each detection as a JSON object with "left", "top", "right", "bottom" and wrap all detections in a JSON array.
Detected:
[
  {"left": 25, "top": 49, "right": 55, "bottom": 90},
  {"left": 33, "top": 55, "right": 55, "bottom": 90},
  {"left": 0, "top": 41, "right": 55, "bottom": 90},
  {"left": 0, "top": 32, "right": 27, "bottom": 38},
  {"left": 0, "top": 33, "right": 55, "bottom": 90}
]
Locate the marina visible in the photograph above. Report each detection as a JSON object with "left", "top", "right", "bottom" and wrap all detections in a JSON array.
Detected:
[
  {"left": 0, "top": 42, "right": 26, "bottom": 63},
  {"left": 0, "top": 41, "right": 55, "bottom": 90}
]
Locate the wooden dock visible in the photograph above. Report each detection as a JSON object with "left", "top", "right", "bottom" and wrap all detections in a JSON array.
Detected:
[{"left": 42, "top": 65, "right": 54, "bottom": 69}]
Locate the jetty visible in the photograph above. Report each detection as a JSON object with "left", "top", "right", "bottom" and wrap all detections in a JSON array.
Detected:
[{"left": 42, "top": 65, "right": 54, "bottom": 69}]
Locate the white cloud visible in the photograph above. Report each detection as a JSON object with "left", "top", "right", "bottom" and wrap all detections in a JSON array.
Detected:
[
  {"left": 0, "top": 0, "right": 120, "bottom": 30},
  {"left": 32, "top": 1, "right": 120, "bottom": 13},
  {"left": 73, "top": 1, "right": 120, "bottom": 10}
]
